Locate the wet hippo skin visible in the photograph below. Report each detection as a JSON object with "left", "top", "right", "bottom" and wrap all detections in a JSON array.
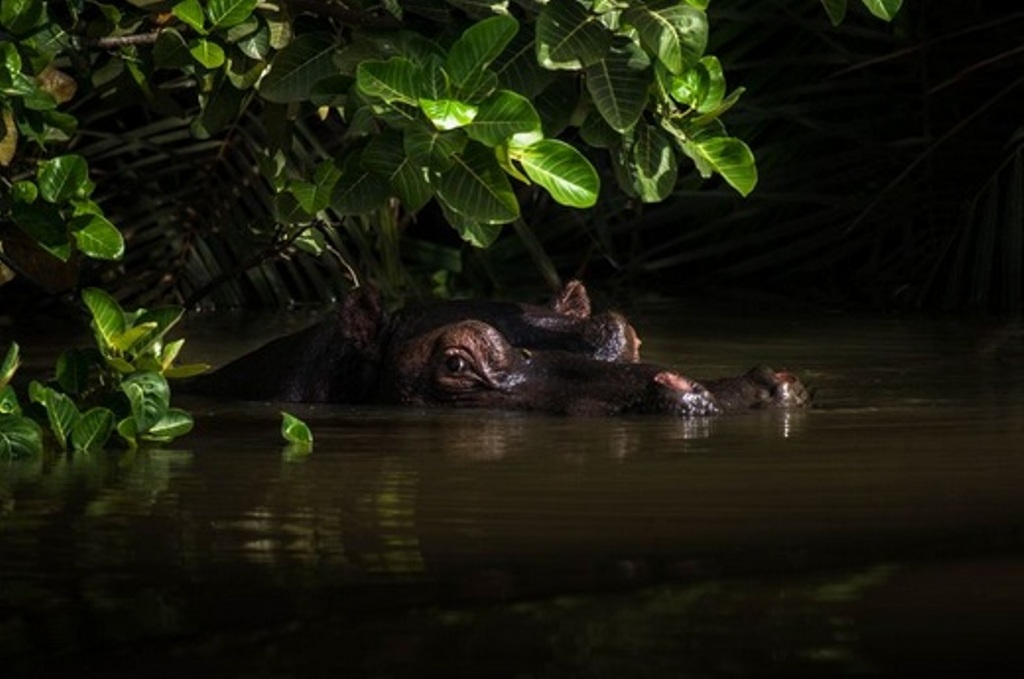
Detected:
[{"left": 189, "top": 281, "right": 810, "bottom": 416}]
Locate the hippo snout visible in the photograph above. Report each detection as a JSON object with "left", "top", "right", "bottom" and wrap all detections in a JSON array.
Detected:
[{"left": 647, "top": 371, "right": 722, "bottom": 417}]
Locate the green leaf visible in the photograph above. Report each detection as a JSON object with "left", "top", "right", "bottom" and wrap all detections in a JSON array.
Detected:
[
  {"left": 291, "top": 159, "right": 342, "bottom": 214},
  {"left": 188, "top": 38, "right": 226, "bottom": 69},
  {"left": 0, "top": 414, "right": 43, "bottom": 457},
  {"left": 438, "top": 199, "right": 503, "bottom": 248},
  {"left": 69, "top": 212, "right": 125, "bottom": 260},
  {"left": 207, "top": 0, "right": 258, "bottom": 29},
  {"left": 0, "top": 385, "right": 21, "bottom": 416},
  {"left": 445, "top": 15, "right": 519, "bottom": 89},
  {"left": 153, "top": 28, "right": 193, "bottom": 69},
  {"left": 404, "top": 123, "right": 467, "bottom": 171},
  {"left": 0, "top": 0, "right": 46, "bottom": 36},
  {"left": 861, "top": 0, "right": 901, "bottom": 21},
  {"left": 122, "top": 372, "right": 170, "bottom": 433},
  {"left": 82, "top": 287, "right": 127, "bottom": 351},
  {"left": 109, "top": 322, "right": 159, "bottom": 355},
  {"left": 585, "top": 41, "right": 652, "bottom": 133},
  {"left": 681, "top": 134, "right": 758, "bottom": 196},
  {"left": 622, "top": 1, "right": 708, "bottom": 75},
  {"left": 116, "top": 416, "right": 138, "bottom": 450},
  {"left": 356, "top": 57, "right": 420, "bottom": 105},
  {"left": 132, "top": 306, "right": 185, "bottom": 355},
  {"left": 1, "top": 341, "right": 19, "bottom": 389},
  {"left": 55, "top": 348, "right": 90, "bottom": 395},
  {"left": 172, "top": 0, "right": 206, "bottom": 33},
  {"left": 466, "top": 90, "right": 543, "bottom": 148},
  {"left": 70, "top": 407, "right": 115, "bottom": 452},
  {"left": 9, "top": 200, "right": 71, "bottom": 261},
  {"left": 37, "top": 154, "right": 90, "bottom": 203},
  {"left": 820, "top": 0, "right": 847, "bottom": 25},
  {"left": 436, "top": 143, "right": 520, "bottom": 224},
  {"left": 281, "top": 411, "right": 313, "bottom": 444},
  {"left": 330, "top": 150, "right": 392, "bottom": 215},
  {"left": 144, "top": 408, "right": 194, "bottom": 441},
  {"left": 536, "top": 0, "right": 611, "bottom": 71},
  {"left": 516, "top": 139, "right": 600, "bottom": 208},
  {"left": 259, "top": 32, "right": 337, "bottom": 103},
  {"left": 29, "top": 381, "right": 79, "bottom": 451},
  {"left": 660, "top": 55, "right": 724, "bottom": 113},
  {"left": 362, "top": 130, "right": 433, "bottom": 213},
  {"left": 419, "top": 97, "right": 478, "bottom": 130},
  {"left": 630, "top": 122, "right": 678, "bottom": 202}
]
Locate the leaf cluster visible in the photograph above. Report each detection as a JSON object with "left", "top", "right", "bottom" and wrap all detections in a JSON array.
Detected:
[{"left": 0, "top": 289, "right": 206, "bottom": 456}]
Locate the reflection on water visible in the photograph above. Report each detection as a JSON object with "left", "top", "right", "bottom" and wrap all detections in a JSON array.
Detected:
[{"left": 2, "top": 310, "right": 1024, "bottom": 676}]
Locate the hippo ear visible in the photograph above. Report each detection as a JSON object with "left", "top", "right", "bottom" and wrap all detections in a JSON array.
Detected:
[
  {"left": 339, "top": 286, "right": 384, "bottom": 352},
  {"left": 551, "top": 279, "right": 591, "bottom": 319}
]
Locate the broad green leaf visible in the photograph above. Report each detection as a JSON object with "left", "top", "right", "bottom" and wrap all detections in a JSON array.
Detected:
[
  {"left": 585, "top": 41, "right": 652, "bottom": 133},
  {"left": 681, "top": 135, "right": 757, "bottom": 196},
  {"left": 259, "top": 32, "right": 337, "bottom": 103},
  {"left": 536, "top": 0, "right": 612, "bottom": 70},
  {"left": 445, "top": 15, "right": 519, "bottom": 89},
  {"left": 55, "top": 348, "right": 90, "bottom": 395},
  {"left": 132, "top": 306, "right": 185, "bottom": 355},
  {"left": 404, "top": 123, "right": 468, "bottom": 171},
  {"left": 144, "top": 408, "right": 194, "bottom": 441},
  {"left": 623, "top": 1, "right": 708, "bottom": 75},
  {"left": 172, "top": 0, "right": 205, "bottom": 33},
  {"left": 466, "top": 90, "right": 543, "bottom": 148},
  {"left": 236, "top": 17, "right": 271, "bottom": 59},
  {"left": 356, "top": 57, "right": 420, "bottom": 105},
  {"left": 1, "top": 341, "right": 18, "bottom": 389},
  {"left": 290, "top": 159, "right": 342, "bottom": 214},
  {"left": 861, "top": 0, "right": 901, "bottom": 21},
  {"left": 110, "top": 322, "right": 158, "bottom": 355},
  {"left": 0, "top": 0, "right": 46, "bottom": 36},
  {"left": 362, "top": 130, "right": 433, "bottom": 213},
  {"left": 82, "top": 287, "right": 126, "bottom": 352},
  {"left": 29, "top": 381, "right": 79, "bottom": 451},
  {"left": 494, "top": 30, "right": 555, "bottom": 98},
  {"left": 516, "top": 139, "right": 600, "bottom": 208},
  {"left": 330, "top": 151, "right": 391, "bottom": 215},
  {"left": 281, "top": 411, "right": 313, "bottom": 444},
  {"left": 70, "top": 212, "right": 125, "bottom": 260},
  {"left": 116, "top": 416, "right": 138, "bottom": 450},
  {"left": 438, "top": 199, "right": 503, "bottom": 248},
  {"left": 630, "top": 122, "right": 678, "bottom": 202},
  {"left": 0, "top": 385, "right": 20, "bottom": 415},
  {"left": 122, "top": 372, "right": 170, "bottom": 433},
  {"left": 0, "top": 414, "right": 43, "bottom": 457},
  {"left": 579, "top": 108, "right": 621, "bottom": 148},
  {"left": 9, "top": 200, "right": 70, "bottom": 261},
  {"left": 153, "top": 28, "right": 193, "bottom": 69},
  {"left": 662, "top": 55, "right": 724, "bottom": 113},
  {"left": 193, "top": 69, "right": 247, "bottom": 137},
  {"left": 436, "top": 143, "right": 519, "bottom": 224},
  {"left": 188, "top": 38, "right": 226, "bottom": 69},
  {"left": 37, "top": 154, "right": 89, "bottom": 203},
  {"left": 821, "top": 0, "right": 847, "bottom": 25},
  {"left": 207, "top": 0, "right": 257, "bottom": 28},
  {"left": 70, "top": 407, "right": 115, "bottom": 452},
  {"left": 419, "top": 98, "right": 477, "bottom": 130}
]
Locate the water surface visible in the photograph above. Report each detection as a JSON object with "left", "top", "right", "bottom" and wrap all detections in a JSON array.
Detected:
[{"left": 2, "top": 304, "right": 1023, "bottom": 676}]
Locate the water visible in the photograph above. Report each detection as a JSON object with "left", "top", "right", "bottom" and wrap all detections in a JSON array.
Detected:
[{"left": 2, "top": 304, "right": 1024, "bottom": 677}]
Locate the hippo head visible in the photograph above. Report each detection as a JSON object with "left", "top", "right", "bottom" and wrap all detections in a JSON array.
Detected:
[{"left": 375, "top": 315, "right": 721, "bottom": 416}]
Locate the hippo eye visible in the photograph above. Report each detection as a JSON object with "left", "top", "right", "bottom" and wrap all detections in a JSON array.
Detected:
[{"left": 445, "top": 353, "right": 469, "bottom": 374}]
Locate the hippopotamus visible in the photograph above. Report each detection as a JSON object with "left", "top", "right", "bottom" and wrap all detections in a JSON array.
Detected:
[{"left": 190, "top": 281, "right": 809, "bottom": 416}]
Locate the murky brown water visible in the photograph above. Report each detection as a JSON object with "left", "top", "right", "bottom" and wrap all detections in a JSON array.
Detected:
[{"left": 2, "top": 304, "right": 1024, "bottom": 676}]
